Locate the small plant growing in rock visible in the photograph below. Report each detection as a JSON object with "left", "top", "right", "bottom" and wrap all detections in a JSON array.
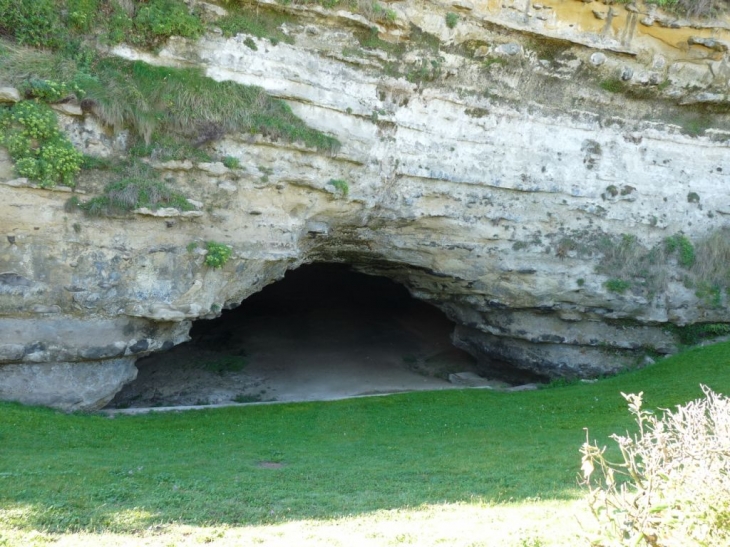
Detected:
[
  {"left": 687, "top": 191, "right": 700, "bottom": 203},
  {"left": 665, "top": 234, "right": 695, "bottom": 268},
  {"left": 204, "top": 241, "right": 232, "bottom": 268},
  {"left": 328, "top": 178, "right": 349, "bottom": 196},
  {"left": 371, "top": 2, "right": 397, "bottom": 22},
  {"left": 580, "top": 386, "right": 730, "bottom": 546},
  {"left": 258, "top": 165, "right": 273, "bottom": 182},
  {"left": 605, "top": 185, "right": 619, "bottom": 198},
  {"left": 133, "top": 0, "right": 204, "bottom": 46},
  {"left": 222, "top": 155, "right": 240, "bottom": 169},
  {"left": 445, "top": 12, "right": 459, "bottom": 29},
  {"left": 244, "top": 37, "right": 257, "bottom": 50},
  {"left": 599, "top": 78, "right": 625, "bottom": 93},
  {"left": 604, "top": 279, "right": 630, "bottom": 293}
]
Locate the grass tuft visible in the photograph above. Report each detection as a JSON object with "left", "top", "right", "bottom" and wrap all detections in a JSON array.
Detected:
[
  {"left": 328, "top": 178, "right": 349, "bottom": 196},
  {"left": 216, "top": 7, "right": 295, "bottom": 44},
  {"left": 75, "top": 162, "right": 193, "bottom": 216},
  {"left": 73, "top": 58, "right": 339, "bottom": 153}
]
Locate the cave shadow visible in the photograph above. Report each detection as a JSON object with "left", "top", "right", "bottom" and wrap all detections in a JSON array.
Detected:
[{"left": 109, "top": 263, "right": 483, "bottom": 408}]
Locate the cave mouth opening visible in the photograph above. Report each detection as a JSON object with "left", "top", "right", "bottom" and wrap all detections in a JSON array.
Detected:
[{"left": 108, "top": 263, "right": 502, "bottom": 409}]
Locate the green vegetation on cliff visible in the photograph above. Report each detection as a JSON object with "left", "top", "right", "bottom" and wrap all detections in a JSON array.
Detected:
[
  {"left": 595, "top": 230, "right": 730, "bottom": 308},
  {"left": 0, "top": 99, "right": 83, "bottom": 188},
  {"left": 552, "top": 227, "right": 730, "bottom": 312},
  {"left": 0, "top": 0, "right": 340, "bottom": 190},
  {"left": 68, "top": 175, "right": 194, "bottom": 217}
]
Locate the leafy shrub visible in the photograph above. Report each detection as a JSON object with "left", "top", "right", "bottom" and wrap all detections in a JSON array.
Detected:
[
  {"left": 67, "top": 0, "right": 100, "bottom": 32},
  {"left": 590, "top": 229, "right": 727, "bottom": 306},
  {"left": 21, "top": 78, "right": 85, "bottom": 102},
  {"left": 690, "top": 228, "right": 730, "bottom": 305},
  {"left": 695, "top": 282, "right": 723, "bottom": 308},
  {"left": 581, "top": 387, "right": 730, "bottom": 546},
  {"left": 204, "top": 241, "right": 232, "bottom": 268},
  {"left": 445, "top": 12, "right": 459, "bottom": 29},
  {"left": 104, "top": 2, "right": 134, "bottom": 44},
  {"left": 0, "top": 0, "right": 65, "bottom": 49},
  {"left": 134, "top": 0, "right": 204, "bottom": 46},
  {"left": 0, "top": 101, "right": 83, "bottom": 188}
]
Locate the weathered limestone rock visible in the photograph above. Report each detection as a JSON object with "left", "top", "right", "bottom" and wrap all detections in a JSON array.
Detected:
[
  {"left": 688, "top": 36, "right": 730, "bottom": 52},
  {"left": 0, "top": 317, "right": 190, "bottom": 410},
  {"left": 0, "top": 359, "right": 137, "bottom": 411},
  {"left": 0, "top": 87, "right": 21, "bottom": 103},
  {"left": 0, "top": 0, "right": 729, "bottom": 410},
  {"left": 51, "top": 103, "right": 84, "bottom": 117}
]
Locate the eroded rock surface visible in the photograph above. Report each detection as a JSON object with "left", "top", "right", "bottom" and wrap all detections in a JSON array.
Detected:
[{"left": 1, "top": 0, "right": 730, "bottom": 409}]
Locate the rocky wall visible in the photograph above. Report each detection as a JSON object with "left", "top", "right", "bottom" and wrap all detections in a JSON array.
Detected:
[{"left": 1, "top": 0, "right": 729, "bottom": 409}]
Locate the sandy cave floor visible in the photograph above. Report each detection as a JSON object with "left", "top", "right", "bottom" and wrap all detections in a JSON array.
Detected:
[{"left": 107, "top": 305, "right": 513, "bottom": 409}]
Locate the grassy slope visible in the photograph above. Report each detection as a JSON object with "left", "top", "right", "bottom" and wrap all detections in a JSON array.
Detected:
[{"left": 0, "top": 341, "right": 728, "bottom": 537}]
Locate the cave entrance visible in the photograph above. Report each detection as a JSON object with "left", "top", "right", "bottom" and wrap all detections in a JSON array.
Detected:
[{"left": 109, "top": 263, "right": 498, "bottom": 409}]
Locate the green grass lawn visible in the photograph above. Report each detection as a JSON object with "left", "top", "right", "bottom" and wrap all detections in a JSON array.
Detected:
[{"left": 0, "top": 341, "right": 728, "bottom": 543}]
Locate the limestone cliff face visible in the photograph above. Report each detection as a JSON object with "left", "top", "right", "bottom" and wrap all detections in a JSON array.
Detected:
[{"left": 1, "top": 0, "right": 729, "bottom": 409}]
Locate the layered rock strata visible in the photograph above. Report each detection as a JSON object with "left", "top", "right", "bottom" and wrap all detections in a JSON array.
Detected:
[{"left": 1, "top": 0, "right": 729, "bottom": 409}]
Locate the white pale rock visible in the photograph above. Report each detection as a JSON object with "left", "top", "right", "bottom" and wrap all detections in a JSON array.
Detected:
[
  {"left": 590, "top": 52, "right": 607, "bottom": 66},
  {"left": 0, "top": 87, "right": 21, "bottom": 103},
  {"left": 51, "top": 103, "right": 84, "bottom": 117}
]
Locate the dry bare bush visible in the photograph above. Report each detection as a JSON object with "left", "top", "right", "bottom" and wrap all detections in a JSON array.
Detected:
[
  {"left": 675, "top": 0, "right": 729, "bottom": 18},
  {"left": 691, "top": 227, "right": 730, "bottom": 290},
  {"left": 580, "top": 386, "right": 730, "bottom": 546}
]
